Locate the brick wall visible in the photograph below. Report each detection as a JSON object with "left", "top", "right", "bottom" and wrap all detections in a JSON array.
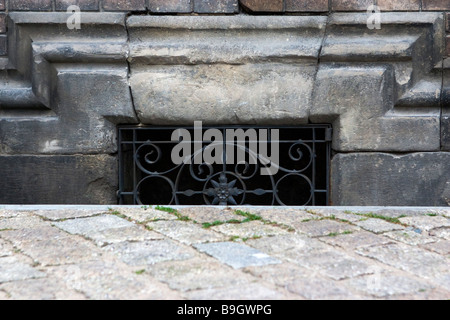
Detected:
[{"left": 0, "top": 0, "right": 449, "bottom": 55}]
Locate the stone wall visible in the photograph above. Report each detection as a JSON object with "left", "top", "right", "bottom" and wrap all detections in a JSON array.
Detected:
[{"left": 0, "top": 0, "right": 449, "bottom": 206}]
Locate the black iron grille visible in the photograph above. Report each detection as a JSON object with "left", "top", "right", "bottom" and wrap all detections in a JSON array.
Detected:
[{"left": 118, "top": 125, "right": 332, "bottom": 206}]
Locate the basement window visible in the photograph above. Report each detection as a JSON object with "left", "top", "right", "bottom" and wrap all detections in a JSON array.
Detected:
[{"left": 118, "top": 124, "right": 332, "bottom": 206}]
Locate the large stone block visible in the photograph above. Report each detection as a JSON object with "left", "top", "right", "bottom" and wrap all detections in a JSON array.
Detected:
[
  {"left": 128, "top": 15, "right": 326, "bottom": 125},
  {"left": 0, "top": 155, "right": 117, "bottom": 204},
  {"left": 131, "top": 63, "right": 315, "bottom": 125},
  {"left": 331, "top": 153, "right": 450, "bottom": 206}
]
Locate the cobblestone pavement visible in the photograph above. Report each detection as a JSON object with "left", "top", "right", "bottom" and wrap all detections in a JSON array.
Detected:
[{"left": 0, "top": 205, "right": 449, "bottom": 300}]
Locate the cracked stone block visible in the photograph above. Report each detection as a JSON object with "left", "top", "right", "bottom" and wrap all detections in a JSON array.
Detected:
[{"left": 194, "top": 242, "right": 281, "bottom": 269}]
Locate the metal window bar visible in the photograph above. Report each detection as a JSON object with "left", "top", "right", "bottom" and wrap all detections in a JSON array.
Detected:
[{"left": 118, "top": 125, "right": 332, "bottom": 206}]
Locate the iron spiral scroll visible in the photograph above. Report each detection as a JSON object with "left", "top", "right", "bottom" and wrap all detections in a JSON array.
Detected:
[{"left": 118, "top": 126, "right": 331, "bottom": 206}]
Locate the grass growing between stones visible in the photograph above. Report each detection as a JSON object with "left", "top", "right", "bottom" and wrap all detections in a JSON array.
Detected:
[{"left": 155, "top": 206, "right": 192, "bottom": 222}]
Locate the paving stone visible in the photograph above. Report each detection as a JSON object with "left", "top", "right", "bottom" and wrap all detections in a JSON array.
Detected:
[
  {"left": 0, "top": 290, "right": 9, "bottom": 300},
  {"left": 13, "top": 237, "right": 103, "bottom": 267},
  {"left": 244, "top": 208, "right": 318, "bottom": 227},
  {"left": 355, "top": 218, "right": 405, "bottom": 234},
  {"left": 186, "top": 282, "right": 298, "bottom": 300},
  {"left": 399, "top": 216, "right": 450, "bottom": 232},
  {"left": 0, "top": 257, "right": 46, "bottom": 283},
  {"left": 179, "top": 207, "right": 246, "bottom": 224},
  {"left": 111, "top": 207, "right": 178, "bottom": 223},
  {"left": 85, "top": 226, "right": 164, "bottom": 247},
  {"left": 211, "top": 221, "right": 289, "bottom": 239},
  {"left": 318, "top": 231, "right": 393, "bottom": 249},
  {"left": 306, "top": 208, "right": 364, "bottom": 223},
  {"left": 345, "top": 272, "right": 436, "bottom": 298},
  {"left": 34, "top": 209, "right": 107, "bottom": 221},
  {"left": 47, "top": 261, "right": 182, "bottom": 300},
  {"left": 429, "top": 228, "right": 450, "bottom": 240},
  {"left": 0, "top": 226, "right": 72, "bottom": 244},
  {"left": 194, "top": 242, "right": 281, "bottom": 269},
  {"left": 0, "top": 238, "right": 14, "bottom": 258},
  {"left": 286, "top": 276, "right": 363, "bottom": 300},
  {"left": 53, "top": 215, "right": 135, "bottom": 236},
  {"left": 103, "top": 240, "right": 196, "bottom": 266},
  {"left": 247, "top": 234, "right": 320, "bottom": 256},
  {"left": 420, "top": 241, "right": 450, "bottom": 256},
  {"left": 294, "top": 219, "right": 360, "bottom": 237},
  {"left": 0, "top": 278, "right": 86, "bottom": 300},
  {"left": 384, "top": 229, "right": 437, "bottom": 246},
  {"left": 0, "top": 210, "right": 20, "bottom": 218},
  {"left": 0, "top": 215, "right": 48, "bottom": 230},
  {"left": 147, "top": 220, "right": 227, "bottom": 245},
  {"left": 356, "top": 243, "right": 450, "bottom": 282},
  {"left": 390, "top": 288, "right": 450, "bottom": 300},
  {"left": 146, "top": 257, "right": 251, "bottom": 292}
]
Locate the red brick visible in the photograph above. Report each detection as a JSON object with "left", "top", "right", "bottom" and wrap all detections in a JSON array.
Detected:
[
  {"left": 422, "top": 0, "right": 450, "bottom": 11},
  {"left": 240, "top": 0, "right": 284, "bottom": 12},
  {"left": 377, "top": 0, "right": 420, "bottom": 11},
  {"left": 103, "top": 0, "right": 146, "bottom": 11},
  {"left": 148, "top": 0, "right": 193, "bottom": 13},
  {"left": 331, "top": 0, "right": 374, "bottom": 11},
  {"left": 194, "top": 0, "right": 239, "bottom": 13},
  {"left": 286, "top": 0, "right": 328, "bottom": 12},
  {"left": 56, "top": 0, "right": 100, "bottom": 11},
  {"left": 10, "top": 0, "right": 52, "bottom": 11}
]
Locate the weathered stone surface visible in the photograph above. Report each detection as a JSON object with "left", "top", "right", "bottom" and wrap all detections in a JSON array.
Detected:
[
  {"left": 377, "top": 0, "right": 420, "bottom": 11},
  {"left": 55, "top": 0, "right": 100, "bottom": 11},
  {"left": 186, "top": 282, "right": 296, "bottom": 300},
  {"left": 194, "top": 242, "right": 281, "bottom": 269},
  {"left": 345, "top": 272, "right": 435, "bottom": 298},
  {"left": 240, "top": 0, "right": 283, "bottom": 12},
  {"left": 331, "top": 0, "right": 374, "bottom": 11},
  {"left": 211, "top": 221, "right": 289, "bottom": 239},
  {"left": 286, "top": 0, "right": 328, "bottom": 12},
  {"left": 0, "top": 278, "right": 86, "bottom": 300},
  {"left": 128, "top": 16, "right": 325, "bottom": 125},
  {"left": 399, "top": 216, "right": 450, "bottom": 232},
  {"left": 0, "top": 215, "right": 47, "bottom": 229},
  {"left": 146, "top": 257, "right": 250, "bottom": 292},
  {"left": 146, "top": 220, "right": 227, "bottom": 245},
  {"left": 356, "top": 243, "right": 449, "bottom": 282},
  {"left": 294, "top": 219, "right": 359, "bottom": 237},
  {"left": 47, "top": 261, "right": 182, "bottom": 300},
  {"left": 0, "top": 257, "right": 45, "bottom": 283},
  {"left": 54, "top": 215, "right": 134, "bottom": 236},
  {"left": 0, "top": 155, "right": 117, "bottom": 204},
  {"left": 35, "top": 209, "right": 108, "bottom": 221},
  {"left": 179, "top": 207, "right": 247, "bottom": 224},
  {"left": 332, "top": 153, "right": 450, "bottom": 206},
  {"left": 384, "top": 230, "right": 437, "bottom": 246},
  {"left": 318, "top": 231, "right": 393, "bottom": 249},
  {"left": 355, "top": 218, "right": 405, "bottom": 234},
  {"left": 103, "top": 240, "right": 196, "bottom": 266},
  {"left": 194, "top": 0, "right": 238, "bottom": 13},
  {"left": 148, "top": 0, "right": 192, "bottom": 13}
]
